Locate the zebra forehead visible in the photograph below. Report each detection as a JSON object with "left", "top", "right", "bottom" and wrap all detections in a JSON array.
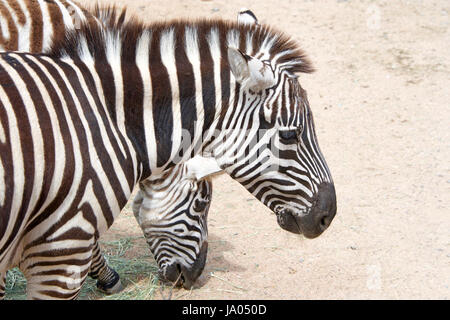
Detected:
[{"left": 48, "top": 5, "right": 314, "bottom": 75}]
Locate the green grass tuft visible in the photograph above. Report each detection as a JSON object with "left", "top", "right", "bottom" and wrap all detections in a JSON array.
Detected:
[{"left": 4, "top": 268, "right": 27, "bottom": 300}]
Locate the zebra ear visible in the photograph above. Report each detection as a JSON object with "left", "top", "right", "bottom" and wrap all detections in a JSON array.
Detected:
[
  {"left": 227, "top": 47, "right": 251, "bottom": 84},
  {"left": 237, "top": 8, "right": 259, "bottom": 25},
  {"left": 228, "top": 47, "right": 276, "bottom": 92},
  {"left": 185, "top": 156, "right": 222, "bottom": 180}
]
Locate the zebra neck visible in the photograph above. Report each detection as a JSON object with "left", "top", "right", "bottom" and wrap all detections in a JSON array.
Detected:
[{"left": 91, "top": 25, "right": 234, "bottom": 179}]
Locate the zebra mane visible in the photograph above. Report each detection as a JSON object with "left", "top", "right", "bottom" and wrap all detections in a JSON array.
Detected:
[{"left": 48, "top": 5, "right": 314, "bottom": 76}]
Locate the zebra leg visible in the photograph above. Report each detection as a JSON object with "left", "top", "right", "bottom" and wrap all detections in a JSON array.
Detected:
[
  {"left": 0, "top": 271, "right": 5, "bottom": 300},
  {"left": 88, "top": 240, "right": 123, "bottom": 295}
]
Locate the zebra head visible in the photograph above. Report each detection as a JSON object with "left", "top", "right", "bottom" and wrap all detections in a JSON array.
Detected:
[
  {"left": 205, "top": 13, "right": 336, "bottom": 239},
  {"left": 132, "top": 157, "right": 215, "bottom": 289}
]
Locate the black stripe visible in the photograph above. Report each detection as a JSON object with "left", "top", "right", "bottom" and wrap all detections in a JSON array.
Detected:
[
  {"left": 199, "top": 25, "right": 216, "bottom": 137},
  {"left": 150, "top": 29, "right": 173, "bottom": 168},
  {"left": 176, "top": 27, "right": 197, "bottom": 160}
]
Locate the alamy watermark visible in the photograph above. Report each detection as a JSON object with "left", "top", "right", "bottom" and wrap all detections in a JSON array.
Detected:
[
  {"left": 171, "top": 127, "right": 284, "bottom": 173},
  {"left": 66, "top": 265, "right": 83, "bottom": 291}
]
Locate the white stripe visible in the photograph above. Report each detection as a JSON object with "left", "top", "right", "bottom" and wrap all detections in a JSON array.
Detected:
[
  {"left": 0, "top": 0, "right": 19, "bottom": 45},
  {"left": 135, "top": 30, "right": 157, "bottom": 172},
  {"left": 22, "top": 239, "right": 93, "bottom": 258},
  {"left": 160, "top": 28, "right": 182, "bottom": 165},
  {"left": 14, "top": 0, "right": 31, "bottom": 52},
  {"left": 0, "top": 114, "right": 5, "bottom": 143},
  {"left": 245, "top": 31, "right": 253, "bottom": 55},
  {"left": 184, "top": 26, "right": 203, "bottom": 154},
  {"left": 202, "top": 28, "right": 222, "bottom": 145},
  {"left": 53, "top": 0, "right": 75, "bottom": 29},
  {"left": 105, "top": 30, "right": 124, "bottom": 130},
  {"left": 226, "top": 28, "right": 240, "bottom": 48},
  {"left": 0, "top": 7, "right": 10, "bottom": 41},
  {"left": 37, "top": 0, "right": 53, "bottom": 52},
  {"left": 259, "top": 33, "right": 278, "bottom": 59}
]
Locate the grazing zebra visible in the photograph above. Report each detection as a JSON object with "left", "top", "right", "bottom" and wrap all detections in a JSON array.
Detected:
[
  {"left": 0, "top": 6, "right": 336, "bottom": 299},
  {"left": 0, "top": 0, "right": 219, "bottom": 296},
  {"left": 132, "top": 156, "right": 218, "bottom": 288}
]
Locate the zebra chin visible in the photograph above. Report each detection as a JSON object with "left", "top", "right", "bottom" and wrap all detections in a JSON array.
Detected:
[
  {"left": 158, "top": 242, "right": 208, "bottom": 289},
  {"left": 274, "top": 183, "right": 337, "bottom": 239}
]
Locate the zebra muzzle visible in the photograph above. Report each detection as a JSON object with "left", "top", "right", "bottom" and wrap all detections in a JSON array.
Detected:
[
  {"left": 274, "top": 183, "right": 337, "bottom": 238},
  {"left": 275, "top": 208, "right": 303, "bottom": 234},
  {"left": 159, "top": 242, "right": 208, "bottom": 289}
]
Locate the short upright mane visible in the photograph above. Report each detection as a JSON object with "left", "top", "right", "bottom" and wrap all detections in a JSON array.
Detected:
[{"left": 48, "top": 5, "right": 314, "bottom": 75}]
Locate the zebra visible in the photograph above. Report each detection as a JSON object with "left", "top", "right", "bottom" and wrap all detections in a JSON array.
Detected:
[
  {"left": 0, "top": 6, "right": 336, "bottom": 299},
  {"left": 0, "top": 0, "right": 125, "bottom": 296},
  {"left": 132, "top": 157, "right": 219, "bottom": 289},
  {"left": 0, "top": 0, "right": 220, "bottom": 296}
]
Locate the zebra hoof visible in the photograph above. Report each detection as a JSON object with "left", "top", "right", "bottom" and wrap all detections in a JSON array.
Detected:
[{"left": 96, "top": 271, "right": 124, "bottom": 295}]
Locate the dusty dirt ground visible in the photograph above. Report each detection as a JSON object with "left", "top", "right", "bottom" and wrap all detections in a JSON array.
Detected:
[{"left": 77, "top": 0, "right": 449, "bottom": 299}]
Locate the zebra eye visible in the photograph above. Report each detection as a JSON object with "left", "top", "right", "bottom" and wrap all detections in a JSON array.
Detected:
[
  {"left": 279, "top": 129, "right": 299, "bottom": 143},
  {"left": 193, "top": 199, "right": 208, "bottom": 213}
]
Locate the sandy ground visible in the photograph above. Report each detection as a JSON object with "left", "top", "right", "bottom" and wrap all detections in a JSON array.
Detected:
[{"left": 78, "top": 0, "right": 450, "bottom": 299}]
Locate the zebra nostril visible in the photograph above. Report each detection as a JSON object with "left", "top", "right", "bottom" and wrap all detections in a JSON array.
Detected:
[
  {"left": 319, "top": 213, "right": 333, "bottom": 230},
  {"left": 320, "top": 216, "right": 327, "bottom": 227}
]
